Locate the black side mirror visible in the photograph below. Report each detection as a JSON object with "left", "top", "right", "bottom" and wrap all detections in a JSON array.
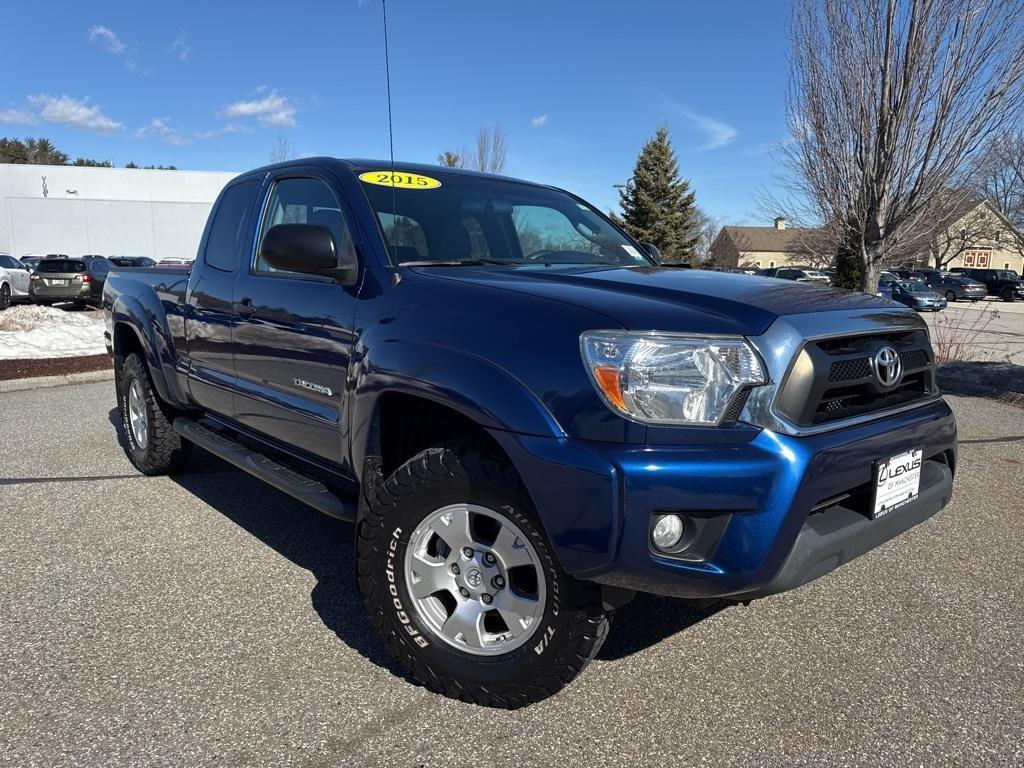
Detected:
[
  {"left": 259, "top": 223, "right": 358, "bottom": 285},
  {"left": 641, "top": 242, "right": 661, "bottom": 262}
]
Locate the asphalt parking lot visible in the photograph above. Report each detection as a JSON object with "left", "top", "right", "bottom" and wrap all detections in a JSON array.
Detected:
[{"left": 2, "top": 382, "right": 1023, "bottom": 767}]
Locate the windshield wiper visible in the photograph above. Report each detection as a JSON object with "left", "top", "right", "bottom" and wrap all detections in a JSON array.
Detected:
[{"left": 400, "top": 258, "right": 527, "bottom": 267}]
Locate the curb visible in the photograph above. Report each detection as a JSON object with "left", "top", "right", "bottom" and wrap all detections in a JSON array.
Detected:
[{"left": 0, "top": 368, "right": 114, "bottom": 393}]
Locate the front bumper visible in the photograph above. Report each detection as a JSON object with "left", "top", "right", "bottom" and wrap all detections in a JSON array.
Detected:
[{"left": 494, "top": 398, "right": 956, "bottom": 600}]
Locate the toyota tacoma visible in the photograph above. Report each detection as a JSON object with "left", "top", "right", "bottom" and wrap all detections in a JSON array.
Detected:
[{"left": 103, "top": 159, "right": 957, "bottom": 707}]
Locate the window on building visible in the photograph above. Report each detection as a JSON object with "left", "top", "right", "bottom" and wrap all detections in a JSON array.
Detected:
[{"left": 769, "top": 261, "right": 776, "bottom": 268}]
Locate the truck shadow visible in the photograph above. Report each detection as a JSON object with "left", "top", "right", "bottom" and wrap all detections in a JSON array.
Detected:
[{"left": 108, "top": 409, "right": 717, "bottom": 670}]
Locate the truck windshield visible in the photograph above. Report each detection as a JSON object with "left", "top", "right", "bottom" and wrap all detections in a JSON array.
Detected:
[{"left": 358, "top": 169, "right": 653, "bottom": 267}]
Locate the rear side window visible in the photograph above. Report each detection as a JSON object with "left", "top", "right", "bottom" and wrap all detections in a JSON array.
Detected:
[
  {"left": 205, "top": 180, "right": 260, "bottom": 272},
  {"left": 39, "top": 260, "right": 86, "bottom": 272}
]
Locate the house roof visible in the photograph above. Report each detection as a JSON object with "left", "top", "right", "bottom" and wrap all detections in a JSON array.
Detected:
[{"left": 718, "top": 225, "right": 823, "bottom": 254}]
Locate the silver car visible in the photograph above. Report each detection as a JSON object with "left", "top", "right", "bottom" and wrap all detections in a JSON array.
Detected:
[
  {"left": 925, "top": 273, "right": 988, "bottom": 302},
  {"left": 0, "top": 253, "right": 32, "bottom": 309}
]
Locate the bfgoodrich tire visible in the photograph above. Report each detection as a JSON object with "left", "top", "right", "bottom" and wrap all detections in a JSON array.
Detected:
[
  {"left": 118, "top": 353, "right": 192, "bottom": 475},
  {"left": 357, "top": 441, "right": 610, "bottom": 708}
]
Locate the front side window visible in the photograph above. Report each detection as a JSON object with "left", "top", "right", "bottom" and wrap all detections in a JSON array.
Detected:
[
  {"left": 358, "top": 169, "right": 651, "bottom": 267},
  {"left": 256, "top": 177, "right": 356, "bottom": 273}
]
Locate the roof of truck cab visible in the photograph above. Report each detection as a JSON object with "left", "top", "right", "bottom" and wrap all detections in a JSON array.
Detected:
[{"left": 247, "top": 157, "right": 551, "bottom": 189}]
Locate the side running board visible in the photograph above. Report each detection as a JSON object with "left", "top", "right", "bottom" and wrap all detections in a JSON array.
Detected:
[{"left": 172, "top": 417, "right": 356, "bottom": 522}]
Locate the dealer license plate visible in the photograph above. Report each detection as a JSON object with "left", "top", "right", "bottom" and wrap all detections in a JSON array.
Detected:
[
  {"left": 872, "top": 448, "right": 922, "bottom": 519},
  {"left": 46, "top": 279, "right": 68, "bottom": 285}
]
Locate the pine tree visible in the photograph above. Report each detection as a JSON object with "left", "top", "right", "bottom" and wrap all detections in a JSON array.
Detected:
[{"left": 615, "top": 124, "right": 700, "bottom": 263}]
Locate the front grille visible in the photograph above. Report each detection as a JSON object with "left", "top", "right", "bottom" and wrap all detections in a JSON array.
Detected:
[
  {"left": 829, "top": 358, "right": 871, "bottom": 382},
  {"left": 776, "top": 329, "right": 935, "bottom": 428}
]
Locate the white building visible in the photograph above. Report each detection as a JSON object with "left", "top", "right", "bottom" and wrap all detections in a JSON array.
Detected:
[{"left": 0, "top": 163, "right": 238, "bottom": 261}]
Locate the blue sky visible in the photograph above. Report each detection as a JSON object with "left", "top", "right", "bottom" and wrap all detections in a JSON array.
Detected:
[{"left": 0, "top": 0, "right": 790, "bottom": 224}]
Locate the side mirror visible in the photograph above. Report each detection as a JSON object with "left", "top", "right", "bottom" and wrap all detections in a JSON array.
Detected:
[
  {"left": 641, "top": 242, "right": 661, "bottom": 262},
  {"left": 259, "top": 223, "right": 358, "bottom": 285}
]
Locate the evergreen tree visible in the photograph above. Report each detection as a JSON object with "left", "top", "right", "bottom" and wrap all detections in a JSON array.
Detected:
[{"left": 615, "top": 124, "right": 700, "bottom": 263}]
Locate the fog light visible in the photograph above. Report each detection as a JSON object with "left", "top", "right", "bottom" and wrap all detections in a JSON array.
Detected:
[{"left": 652, "top": 514, "right": 685, "bottom": 550}]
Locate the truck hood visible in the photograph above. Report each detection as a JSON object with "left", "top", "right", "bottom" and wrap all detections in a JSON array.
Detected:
[{"left": 413, "top": 265, "right": 897, "bottom": 336}]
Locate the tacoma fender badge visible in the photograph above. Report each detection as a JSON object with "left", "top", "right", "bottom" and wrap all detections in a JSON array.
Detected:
[{"left": 293, "top": 378, "right": 333, "bottom": 397}]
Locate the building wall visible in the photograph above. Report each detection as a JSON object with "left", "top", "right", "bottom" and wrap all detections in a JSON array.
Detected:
[
  {"left": 738, "top": 250, "right": 806, "bottom": 269},
  {"left": 0, "top": 164, "right": 238, "bottom": 260},
  {"left": 942, "top": 246, "right": 1024, "bottom": 273}
]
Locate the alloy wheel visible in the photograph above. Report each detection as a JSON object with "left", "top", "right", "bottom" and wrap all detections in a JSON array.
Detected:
[{"left": 404, "top": 503, "right": 546, "bottom": 656}]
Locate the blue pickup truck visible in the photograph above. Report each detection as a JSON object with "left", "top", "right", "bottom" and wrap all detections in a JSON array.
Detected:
[{"left": 104, "top": 158, "right": 957, "bottom": 707}]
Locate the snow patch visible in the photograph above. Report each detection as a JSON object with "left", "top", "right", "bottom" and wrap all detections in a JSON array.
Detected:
[{"left": 0, "top": 305, "right": 106, "bottom": 359}]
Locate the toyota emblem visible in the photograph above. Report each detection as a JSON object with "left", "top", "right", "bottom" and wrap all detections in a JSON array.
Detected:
[
  {"left": 873, "top": 346, "right": 903, "bottom": 388},
  {"left": 466, "top": 568, "right": 483, "bottom": 588}
]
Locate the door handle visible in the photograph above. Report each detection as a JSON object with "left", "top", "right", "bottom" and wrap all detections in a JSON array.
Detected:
[{"left": 233, "top": 297, "right": 255, "bottom": 319}]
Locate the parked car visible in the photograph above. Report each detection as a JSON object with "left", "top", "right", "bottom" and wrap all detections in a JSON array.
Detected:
[
  {"left": 879, "top": 271, "right": 900, "bottom": 284},
  {"left": 889, "top": 280, "right": 947, "bottom": 311},
  {"left": 891, "top": 268, "right": 926, "bottom": 283},
  {"left": 29, "top": 256, "right": 110, "bottom": 306},
  {"left": 157, "top": 256, "right": 194, "bottom": 266},
  {"left": 0, "top": 253, "right": 32, "bottom": 309},
  {"left": 108, "top": 256, "right": 157, "bottom": 268},
  {"left": 924, "top": 273, "right": 987, "bottom": 302},
  {"left": 20, "top": 254, "right": 44, "bottom": 270},
  {"left": 949, "top": 267, "right": 1024, "bottom": 302},
  {"left": 762, "top": 266, "right": 831, "bottom": 285},
  {"left": 105, "top": 158, "right": 956, "bottom": 707}
]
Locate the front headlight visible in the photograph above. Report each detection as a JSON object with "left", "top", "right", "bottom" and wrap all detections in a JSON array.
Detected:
[{"left": 580, "top": 331, "right": 766, "bottom": 425}]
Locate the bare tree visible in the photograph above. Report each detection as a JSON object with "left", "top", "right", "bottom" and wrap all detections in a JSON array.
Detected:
[
  {"left": 922, "top": 192, "right": 1006, "bottom": 268},
  {"left": 776, "top": 0, "right": 1024, "bottom": 291},
  {"left": 975, "top": 130, "right": 1024, "bottom": 258},
  {"left": 269, "top": 134, "right": 294, "bottom": 164},
  {"left": 467, "top": 123, "right": 507, "bottom": 174},
  {"left": 693, "top": 209, "right": 724, "bottom": 266}
]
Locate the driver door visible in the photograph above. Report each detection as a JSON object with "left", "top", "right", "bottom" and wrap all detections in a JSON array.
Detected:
[{"left": 231, "top": 170, "right": 362, "bottom": 472}]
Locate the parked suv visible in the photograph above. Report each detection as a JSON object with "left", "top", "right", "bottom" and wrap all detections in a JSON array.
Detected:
[
  {"left": 104, "top": 158, "right": 957, "bottom": 707},
  {"left": 30, "top": 257, "right": 109, "bottom": 306},
  {"left": 949, "top": 267, "right": 1024, "bottom": 301}
]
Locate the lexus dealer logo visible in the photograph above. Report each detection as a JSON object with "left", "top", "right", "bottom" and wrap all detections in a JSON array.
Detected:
[{"left": 873, "top": 346, "right": 903, "bottom": 388}]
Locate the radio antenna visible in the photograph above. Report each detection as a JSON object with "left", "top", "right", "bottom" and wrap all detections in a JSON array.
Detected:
[{"left": 381, "top": 0, "right": 397, "bottom": 260}]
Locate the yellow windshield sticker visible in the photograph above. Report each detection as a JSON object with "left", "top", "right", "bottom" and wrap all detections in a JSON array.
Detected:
[{"left": 359, "top": 170, "right": 441, "bottom": 190}]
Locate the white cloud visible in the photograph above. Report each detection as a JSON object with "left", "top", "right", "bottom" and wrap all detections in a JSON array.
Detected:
[
  {"left": 194, "top": 122, "right": 251, "bottom": 140},
  {"left": 0, "top": 108, "right": 36, "bottom": 125},
  {"left": 172, "top": 36, "right": 190, "bottom": 61},
  {"left": 224, "top": 88, "right": 297, "bottom": 128},
  {"left": 531, "top": 114, "right": 549, "bottom": 128},
  {"left": 676, "top": 107, "right": 738, "bottom": 151},
  {"left": 87, "top": 25, "right": 145, "bottom": 72},
  {"left": 135, "top": 117, "right": 192, "bottom": 146},
  {"left": 26, "top": 95, "right": 123, "bottom": 134},
  {"left": 88, "top": 25, "right": 126, "bottom": 54}
]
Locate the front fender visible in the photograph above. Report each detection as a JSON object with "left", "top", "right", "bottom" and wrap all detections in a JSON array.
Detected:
[
  {"left": 350, "top": 339, "right": 564, "bottom": 476},
  {"left": 110, "top": 293, "right": 187, "bottom": 408}
]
